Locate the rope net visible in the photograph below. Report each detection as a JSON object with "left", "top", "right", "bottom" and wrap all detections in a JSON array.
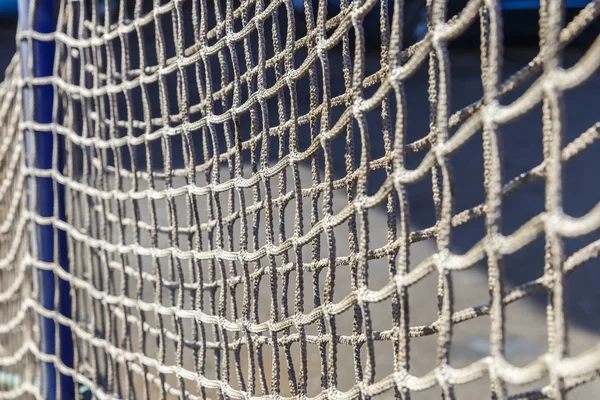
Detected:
[{"left": 2, "top": 0, "right": 600, "bottom": 397}]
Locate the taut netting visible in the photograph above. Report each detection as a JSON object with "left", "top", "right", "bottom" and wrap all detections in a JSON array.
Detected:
[{"left": 2, "top": 0, "right": 600, "bottom": 397}]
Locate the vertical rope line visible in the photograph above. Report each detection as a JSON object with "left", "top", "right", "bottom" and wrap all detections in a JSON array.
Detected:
[
  {"left": 101, "top": 4, "right": 125, "bottom": 393},
  {"left": 138, "top": 0, "right": 167, "bottom": 397},
  {"left": 152, "top": 2, "right": 185, "bottom": 396},
  {"left": 222, "top": 0, "right": 248, "bottom": 394},
  {"left": 24, "top": 4, "right": 38, "bottom": 392},
  {"left": 117, "top": 0, "right": 145, "bottom": 397},
  {"left": 172, "top": 0, "right": 192, "bottom": 396},
  {"left": 540, "top": 0, "right": 567, "bottom": 397},
  {"left": 377, "top": 0, "right": 405, "bottom": 397},
  {"left": 131, "top": 0, "right": 153, "bottom": 397},
  {"left": 479, "top": 0, "right": 505, "bottom": 398},
  {"left": 212, "top": 0, "right": 237, "bottom": 392},
  {"left": 253, "top": 0, "right": 284, "bottom": 394},
  {"left": 187, "top": 1, "right": 208, "bottom": 398},
  {"left": 237, "top": 1, "right": 267, "bottom": 392},
  {"left": 59, "top": 2, "right": 82, "bottom": 397},
  {"left": 209, "top": 0, "right": 233, "bottom": 393},
  {"left": 282, "top": 0, "right": 309, "bottom": 395},
  {"left": 16, "top": 0, "right": 41, "bottom": 394},
  {"left": 192, "top": 0, "right": 212, "bottom": 396},
  {"left": 349, "top": 0, "right": 377, "bottom": 395},
  {"left": 101, "top": 2, "right": 137, "bottom": 394},
  {"left": 335, "top": 0, "right": 364, "bottom": 391},
  {"left": 96, "top": 2, "right": 120, "bottom": 392},
  {"left": 430, "top": 0, "right": 455, "bottom": 397},
  {"left": 269, "top": 5, "right": 297, "bottom": 395},
  {"left": 313, "top": 0, "right": 338, "bottom": 393},
  {"left": 300, "top": 0, "right": 329, "bottom": 391},
  {"left": 389, "top": 0, "right": 411, "bottom": 397},
  {"left": 73, "top": 0, "right": 101, "bottom": 391},
  {"left": 87, "top": 0, "right": 114, "bottom": 390},
  {"left": 423, "top": 1, "right": 451, "bottom": 392}
]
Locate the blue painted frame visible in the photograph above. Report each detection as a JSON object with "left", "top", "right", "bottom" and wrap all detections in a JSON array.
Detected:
[
  {"left": 501, "top": 0, "right": 592, "bottom": 10},
  {"left": 17, "top": 0, "right": 74, "bottom": 398},
  {"left": 0, "top": 0, "right": 18, "bottom": 17}
]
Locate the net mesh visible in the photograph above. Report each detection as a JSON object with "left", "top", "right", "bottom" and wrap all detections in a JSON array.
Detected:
[
  {"left": 2, "top": 0, "right": 600, "bottom": 398},
  {"left": 0, "top": 55, "right": 40, "bottom": 399}
]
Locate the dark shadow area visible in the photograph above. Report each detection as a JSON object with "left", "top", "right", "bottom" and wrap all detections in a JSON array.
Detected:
[{"left": 0, "top": 19, "right": 17, "bottom": 81}]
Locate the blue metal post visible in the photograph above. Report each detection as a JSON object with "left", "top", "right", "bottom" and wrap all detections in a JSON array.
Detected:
[{"left": 18, "top": 0, "right": 74, "bottom": 398}]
